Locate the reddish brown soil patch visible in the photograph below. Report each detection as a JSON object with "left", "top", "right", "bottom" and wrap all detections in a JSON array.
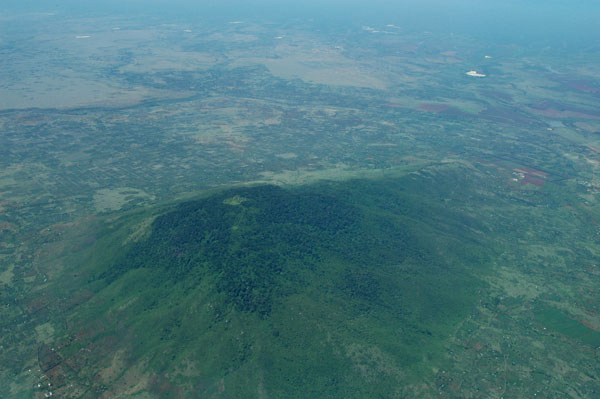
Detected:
[
  {"left": 566, "top": 80, "right": 599, "bottom": 93},
  {"left": 472, "top": 158, "right": 494, "bottom": 166},
  {"left": 514, "top": 168, "right": 548, "bottom": 178},
  {"left": 553, "top": 78, "right": 600, "bottom": 94},
  {"left": 62, "top": 344, "right": 94, "bottom": 373},
  {"left": 521, "top": 176, "right": 545, "bottom": 187},
  {"left": 585, "top": 309, "right": 600, "bottom": 317},
  {"left": 148, "top": 374, "right": 184, "bottom": 397},
  {"left": 580, "top": 319, "right": 600, "bottom": 332},
  {"left": 46, "top": 363, "right": 70, "bottom": 387}
]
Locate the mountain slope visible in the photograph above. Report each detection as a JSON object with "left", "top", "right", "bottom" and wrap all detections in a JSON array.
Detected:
[{"left": 29, "top": 169, "right": 495, "bottom": 398}]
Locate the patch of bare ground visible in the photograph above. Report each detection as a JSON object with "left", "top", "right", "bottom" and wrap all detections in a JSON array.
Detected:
[
  {"left": 98, "top": 350, "right": 126, "bottom": 384},
  {"left": 102, "top": 358, "right": 153, "bottom": 398},
  {"left": 345, "top": 343, "right": 404, "bottom": 382},
  {"left": 122, "top": 217, "right": 156, "bottom": 246}
]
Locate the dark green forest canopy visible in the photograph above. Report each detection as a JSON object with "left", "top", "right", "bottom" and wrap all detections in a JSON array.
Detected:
[
  {"left": 103, "top": 177, "right": 490, "bottom": 317},
  {"left": 107, "top": 185, "right": 360, "bottom": 314}
]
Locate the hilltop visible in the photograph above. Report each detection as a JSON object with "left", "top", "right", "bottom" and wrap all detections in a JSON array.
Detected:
[{"left": 25, "top": 170, "right": 493, "bottom": 398}]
